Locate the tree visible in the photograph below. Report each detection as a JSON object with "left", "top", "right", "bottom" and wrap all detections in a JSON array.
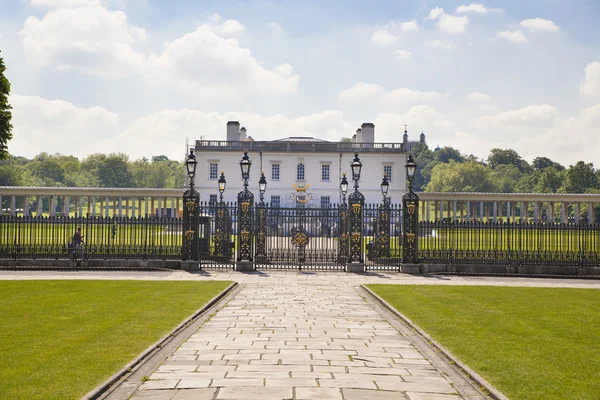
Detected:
[
  {"left": 487, "top": 148, "right": 531, "bottom": 173},
  {"left": 96, "top": 153, "right": 134, "bottom": 188},
  {"left": 433, "top": 146, "right": 464, "bottom": 164},
  {"left": 339, "top": 137, "right": 352, "bottom": 143},
  {"left": 426, "top": 161, "right": 498, "bottom": 192},
  {"left": 151, "top": 155, "right": 169, "bottom": 163},
  {"left": 0, "top": 50, "right": 13, "bottom": 159},
  {"left": 532, "top": 156, "right": 565, "bottom": 171},
  {"left": 563, "top": 161, "right": 598, "bottom": 194}
]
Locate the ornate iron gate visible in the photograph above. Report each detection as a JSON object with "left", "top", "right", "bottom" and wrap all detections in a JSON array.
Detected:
[{"left": 198, "top": 201, "right": 236, "bottom": 268}]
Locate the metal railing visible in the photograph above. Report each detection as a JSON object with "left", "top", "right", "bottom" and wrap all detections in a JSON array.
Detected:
[
  {"left": 418, "top": 221, "right": 600, "bottom": 267},
  {"left": 195, "top": 140, "right": 409, "bottom": 153},
  {"left": 0, "top": 215, "right": 183, "bottom": 261}
]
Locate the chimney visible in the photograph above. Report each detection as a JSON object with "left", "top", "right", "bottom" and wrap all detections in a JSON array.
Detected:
[
  {"left": 240, "top": 127, "right": 247, "bottom": 141},
  {"left": 355, "top": 128, "right": 362, "bottom": 143},
  {"left": 361, "top": 123, "right": 374, "bottom": 143},
  {"left": 226, "top": 121, "right": 240, "bottom": 141},
  {"left": 352, "top": 134, "right": 356, "bottom": 143}
]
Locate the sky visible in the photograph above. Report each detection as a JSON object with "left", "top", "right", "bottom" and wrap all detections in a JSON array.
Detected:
[{"left": 1, "top": 0, "right": 600, "bottom": 166}]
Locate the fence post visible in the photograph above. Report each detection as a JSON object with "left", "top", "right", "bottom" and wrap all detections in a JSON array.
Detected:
[
  {"left": 347, "top": 190, "right": 365, "bottom": 269},
  {"left": 236, "top": 188, "right": 254, "bottom": 271},
  {"left": 402, "top": 190, "right": 419, "bottom": 265},
  {"left": 182, "top": 188, "right": 199, "bottom": 261}
]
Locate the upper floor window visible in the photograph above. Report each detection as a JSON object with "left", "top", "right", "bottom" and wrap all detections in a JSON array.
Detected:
[
  {"left": 321, "top": 164, "right": 330, "bottom": 181},
  {"left": 271, "top": 164, "right": 280, "bottom": 181},
  {"left": 209, "top": 163, "right": 218, "bottom": 179},
  {"left": 271, "top": 195, "right": 281, "bottom": 208},
  {"left": 297, "top": 163, "right": 305, "bottom": 181},
  {"left": 383, "top": 165, "right": 392, "bottom": 181}
]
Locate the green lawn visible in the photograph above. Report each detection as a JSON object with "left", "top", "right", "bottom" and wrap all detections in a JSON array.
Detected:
[
  {"left": 0, "top": 280, "right": 231, "bottom": 400},
  {"left": 367, "top": 285, "right": 600, "bottom": 400}
]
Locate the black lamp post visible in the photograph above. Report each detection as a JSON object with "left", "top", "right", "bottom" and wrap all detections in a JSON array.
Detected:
[
  {"left": 381, "top": 174, "right": 389, "bottom": 204},
  {"left": 402, "top": 154, "right": 419, "bottom": 264},
  {"left": 348, "top": 153, "right": 365, "bottom": 265},
  {"left": 258, "top": 172, "right": 267, "bottom": 204},
  {"left": 183, "top": 149, "right": 200, "bottom": 261},
  {"left": 351, "top": 153, "right": 363, "bottom": 192},
  {"left": 237, "top": 152, "right": 254, "bottom": 263},
  {"left": 218, "top": 171, "right": 226, "bottom": 203},
  {"left": 405, "top": 155, "right": 417, "bottom": 192},
  {"left": 340, "top": 173, "right": 348, "bottom": 204}
]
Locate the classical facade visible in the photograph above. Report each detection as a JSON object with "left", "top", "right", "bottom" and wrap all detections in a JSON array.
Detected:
[{"left": 193, "top": 121, "right": 423, "bottom": 206}]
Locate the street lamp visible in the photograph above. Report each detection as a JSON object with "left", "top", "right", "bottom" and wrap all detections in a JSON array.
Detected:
[
  {"left": 351, "top": 153, "right": 362, "bottom": 191},
  {"left": 340, "top": 173, "right": 348, "bottom": 203},
  {"left": 381, "top": 174, "right": 389, "bottom": 203},
  {"left": 405, "top": 155, "right": 417, "bottom": 191},
  {"left": 218, "top": 171, "right": 226, "bottom": 202},
  {"left": 186, "top": 150, "right": 198, "bottom": 188},
  {"left": 258, "top": 172, "right": 267, "bottom": 204},
  {"left": 239, "top": 151, "right": 251, "bottom": 189}
]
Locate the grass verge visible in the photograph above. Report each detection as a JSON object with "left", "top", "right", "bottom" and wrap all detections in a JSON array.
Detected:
[
  {"left": 367, "top": 284, "right": 600, "bottom": 400},
  {"left": 0, "top": 280, "right": 231, "bottom": 400}
]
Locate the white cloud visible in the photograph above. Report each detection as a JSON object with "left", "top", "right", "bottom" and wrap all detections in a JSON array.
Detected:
[
  {"left": 520, "top": 18, "right": 559, "bottom": 32},
  {"left": 400, "top": 20, "right": 419, "bottom": 31},
  {"left": 99, "top": 110, "right": 352, "bottom": 158},
  {"left": 383, "top": 88, "right": 447, "bottom": 103},
  {"left": 268, "top": 21, "right": 283, "bottom": 34},
  {"left": 426, "top": 40, "right": 455, "bottom": 50},
  {"left": 427, "top": 7, "right": 469, "bottom": 34},
  {"left": 466, "top": 92, "right": 492, "bottom": 101},
  {"left": 9, "top": 95, "right": 120, "bottom": 157},
  {"left": 338, "top": 83, "right": 384, "bottom": 99},
  {"left": 580, "top": 62, "right": 600, "bottom": 98},
  {"left": 475, "top": 104, "right": 560, "bottom": 128},
  {"left": 498, "top": 30, "right": 528, "bottom": 43},
  {"left": 21, "top": 3, "right": 147, "bottom": 78},
  {"left": 374, "top": 106, "right": 456, "bottom": 140},
  {"left": 371, "top": 29, "right": 397, "bottom": 46},
  {"left": 456, "top": 3, "right": 503, "bottom": 14},
  {"left": 393, "top": 50, "right": 412, "bottom": 61},
  {"left": 145, "top": 23, "right": 299, "bottom": 96},
  {"left": 21, "top": 6, "right": 298, "bottom": 96}
]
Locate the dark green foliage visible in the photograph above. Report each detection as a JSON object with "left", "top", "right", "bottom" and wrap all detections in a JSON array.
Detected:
[{"left": 0, "top": 50, "right": 13, "bottom": 159}]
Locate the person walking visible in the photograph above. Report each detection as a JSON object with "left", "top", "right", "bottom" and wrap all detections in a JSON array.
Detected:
[{"left": 73, "top": 227, "right": 84, "bottom": 260}]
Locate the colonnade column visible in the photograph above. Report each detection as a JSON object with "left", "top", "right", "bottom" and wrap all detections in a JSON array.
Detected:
[
  {"left": 24, "top": 196, "right": 30, "bottom": 216},
  {"left": 64, "top": 196, "right": 70, "bottom": 217}
]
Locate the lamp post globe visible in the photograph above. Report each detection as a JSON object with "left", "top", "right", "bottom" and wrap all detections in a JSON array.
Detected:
[
  {"left": 405, "top": 155, "right": 417, "bottom": 184},
  {"left": 258, "top": 172, "right": 267, "bottom": 203},
  {"left": 351, "top": 153, "right": 362, "bottom": 183},
  {"left": 239, "top": 152, "right": 251, "bottom": 181},
  {"left": 185, "top": 149, "right": 198, "bottom": 183},
  {"left": 218, "top": 171, "right": 226, "bottom": 198},
  {"left": 381, "top": 174, "right": 389, "bottom": 201},
  {"left": 340, "top": 173, "right": 349, "bottom": 198}
]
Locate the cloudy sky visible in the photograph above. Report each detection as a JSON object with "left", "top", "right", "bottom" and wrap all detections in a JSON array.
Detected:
[{"left": 1, "top": 0, "right": 600, "bottom": 166}]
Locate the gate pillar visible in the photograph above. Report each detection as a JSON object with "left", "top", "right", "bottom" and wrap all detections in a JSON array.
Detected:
[
  {"left": 347, "top": 190, "right": 365, "bottom": 272},
  {"left": 402, "top": 190, "right": 419, "bottom": 265},
  {"left": 182, "top": 188, "right": 200, "bottom": 262},
  {"left": 236, "top": 189, "right": 255, "bottom": 271}
]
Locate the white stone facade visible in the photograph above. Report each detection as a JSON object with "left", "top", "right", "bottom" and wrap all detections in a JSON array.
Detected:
[{"left": 193, "top": 122, "right": 419, "bottom": 206}]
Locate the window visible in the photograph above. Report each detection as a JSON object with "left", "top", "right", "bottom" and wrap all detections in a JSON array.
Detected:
[
  {"left": 321, "top": 196, "right": 331, "bottom": 208},
  {"left": 297, "top": 163, "right": 305, "bottom": 181},
  {"left": 271, "top": 163, "right": 280, "bottom": 180},
  {"left": 321, "top": 164, "right": 330, "bottom": 181},
  {"left": 209, "top": 194, "right": 218, "bottom": 205},
  {"left": 270, "top": 195, "right": 281, "bottom": 208},
  {"left": 384, "top": 165, "right": 392, "bottom": 181},
  {"left": 209, "top": 163, "right": 218, "bottom": 179}
]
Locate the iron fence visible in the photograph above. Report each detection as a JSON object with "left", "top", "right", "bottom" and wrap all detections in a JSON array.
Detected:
[
  {"left": 418, "top": 221, "right": 600, "bottom": 267},
  {"left": 0, "top": 215, "right": 183, "bottom": 261}
]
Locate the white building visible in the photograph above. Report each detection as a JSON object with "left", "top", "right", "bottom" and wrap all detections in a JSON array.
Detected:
[{"left": 193, "top": 121, "right": 425, "bottom": 206}]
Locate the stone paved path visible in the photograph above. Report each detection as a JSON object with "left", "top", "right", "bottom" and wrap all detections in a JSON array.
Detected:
[{"left": 127, "top": 280, "right": 480, "bottom": 400}]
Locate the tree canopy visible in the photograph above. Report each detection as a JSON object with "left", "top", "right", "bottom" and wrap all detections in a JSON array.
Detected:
[{"left": 0, "top": 50, "right": 13, "bottom": 160}]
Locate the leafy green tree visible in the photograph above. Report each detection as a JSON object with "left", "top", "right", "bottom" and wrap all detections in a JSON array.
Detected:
[
  {"left": 532, "top": 156, "right": 565, "bottom": 171},
  {"left": 490, "top": 164, "right": 522, "bottom": 193},
  {"left": 339, "top": 137, "right": 352, "bottom": 143},
  {"left": 30, "top": 158, "right": 66, "bottom": 186},
  {"left": 488, "top": 148, "right": 531, "bottom": 173},
  {"left": 96, "top": 153, "right": 134, "bottom": 188},
  {"left": 0, "top": 50, "right": 12, "bottom": 160},
  {"left": 433, "top": 146, "right": 464, "bottom": 164},
  {"left": 410, "top": 142, "right": 434, "bottom": 191},
  {"left": 563, "top": 161, "right": 598, "bottom": 194},
  {"left": 0, "top": 164, "right": 22, "bottom": 186},
  {"left": 151, "top": 155, "right": 170, "bottom": 163},
  {"left": 426, "top": 161, "right": 497, "bottom": 192}
]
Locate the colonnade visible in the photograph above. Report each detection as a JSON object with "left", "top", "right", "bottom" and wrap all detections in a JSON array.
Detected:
[{"left": 419, "top": 198, "right": 598, "bottom": 224}]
